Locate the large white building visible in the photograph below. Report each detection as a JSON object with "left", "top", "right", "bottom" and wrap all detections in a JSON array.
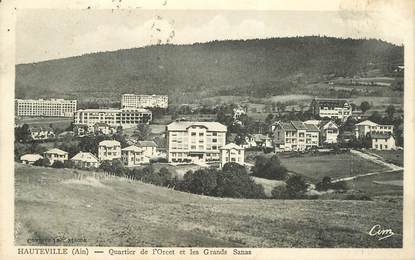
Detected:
[
  {"left": 98, "top": 140, "right": 121, "bottom": 161},
  {"left": 371, "top": 133, "right": 396, "bottom": 150},
  {"left": 166, "top": 121, "right": 227, "bottom": 164},
  {"left": 311, "top": 98, "right": 352, "bottom": 121},
  {"left": 15, "top": 98, "right": 77, "bottom": 117},
  {"left": 219, "top": 143, "right": 245, "bottom": 168},
  {"left": 354, "top": 120, "right": 394, "bottom": 139},
  {"left": 43, "top": 148, "right": 68, "bottom": 164},
  {"left": 121, "top": 94, "right": 168, "bottom": 109},
  {"left": 73, "top": 108, "right": 152, "bottom": 129},
  {"left": 272, "top": 121, "right": 320, "bottom": 152}
]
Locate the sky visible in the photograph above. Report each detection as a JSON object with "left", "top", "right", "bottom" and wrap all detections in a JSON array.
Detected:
[{"left": 16, "top": 7, "right": 410, "bottom": 64}]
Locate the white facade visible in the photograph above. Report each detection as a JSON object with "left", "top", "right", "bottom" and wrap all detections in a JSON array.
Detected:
[
  {"left": 355, "top": 120, "right": 394, "bottom": 139},
  {"left": 74, "top": 108, "right": 152, "bottom": 129},
  {"left": 219, "top": 143, "right": 245, "bottom": 168},
  {"left": 273, "top": 121, "right": 320, "bottom": 152},
  {"left": 136, "top": 141, "right": 158, "bottom": 163},
  {"left": 29, "top": 127, "right": 55, "bottom": 141},
  {"left": 15, "top": 98, "right": 77, "bottom": 117},
  {"left": 20, "top": 154, "right": 43, "bottom": 165},
  {"left": 121, "top": 94, "right": 168, "bottom": 109},
  {"left": 71, "top": 152, "right": 100, "bottom": 168},
  {"left": 320, "top": 121, "right": 339, "bottom": 144},
  {"left": 98, "top": 140, "right": 121, "bottom": 161},
  {"left": 121, "top": 145, "right": 145, "bottom": 166},
  {"left": 311, "top": 98, "right": 352, "bottom": 121},
  {"left": 167, "top": 121, "right": 227, "bottom": 164},
  {"left": 44, "top": 148, "right": 68, "bottom": 164},
  {"left": 371, "top": 134, "right": 396, "bottom": 150}
]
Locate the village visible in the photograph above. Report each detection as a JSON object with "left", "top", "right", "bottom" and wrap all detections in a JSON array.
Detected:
[{"left": 14, "top": 93, "right": 403, "bottom": 197}]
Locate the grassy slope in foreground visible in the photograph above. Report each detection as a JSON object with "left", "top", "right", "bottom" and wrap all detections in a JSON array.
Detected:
[{"left": 15, "top": 163, "right": 402, "bottom": 248}]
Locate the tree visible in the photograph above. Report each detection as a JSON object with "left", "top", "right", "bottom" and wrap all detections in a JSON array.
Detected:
[
  {"left": 285, "top": 175, "right": 307, "bottom": 198},
  {"left": 133, "top": 123, "right": 151, "bottom": 141},
  {"left": 251, "top": 155, "right": 288, "bottom": 180},
  {"left": 63, "top": 160, "right": 75, "bottom": 169},
  {"left": 51, "top": 161, "right": 65, "bottom": 168},
  {"left": 179, "top": 169, "right": 218, "bottom": 196},
  {"left": 215, "top": 169, "right": 266, "bottom": 199},
  {"left": 360, "top": 101, "right": 371, "bottom": 113},
  {"left": 385, "top": 105, "right": 396, "bottom": 120},
  {"left": 33, "top": 158, "right": 51, "bottom": 167}
]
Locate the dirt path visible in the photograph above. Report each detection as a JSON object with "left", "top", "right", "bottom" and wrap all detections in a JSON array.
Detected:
[{"left": 332, "top": 149, "right": 403, "bottom": 182}]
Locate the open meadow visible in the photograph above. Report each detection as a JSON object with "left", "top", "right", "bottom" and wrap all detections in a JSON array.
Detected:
[
  {"left": 15, "top": 163, "right": 402, "bottom": 247},
  {"left": 279, "top": 152, "right": 386, "bottom": 182}
]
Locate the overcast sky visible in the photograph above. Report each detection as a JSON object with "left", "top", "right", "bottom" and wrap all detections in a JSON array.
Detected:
[{"left": 16, "top": 8, "right": 409, "bottom": 64}]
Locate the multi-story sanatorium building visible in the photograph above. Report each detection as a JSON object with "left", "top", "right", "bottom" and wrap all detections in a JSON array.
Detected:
[
  {"left": 311, "top": 98, "right": 352, "bottom": 121},
  {"left": 272, "top": 121, "right": 320, "bottom": 152},
  {"left": 15, "top": 98, "right": 77, "bottom": 117},
  {"left": 166, "top": 121, "right": 227, "bottom": 164},
  {"left": 121, "top": 94, "right": 168, "bottom": 109},
  {"left": 73, "top": 108, "right": 152, "bottom": 129}
]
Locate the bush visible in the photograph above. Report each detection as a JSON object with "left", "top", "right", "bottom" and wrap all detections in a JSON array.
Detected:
[
  {"left": 33, "top": 158, "right": 51, "bottom": 167},
  {"left": 51, "top": 161, "right": 65, "bottom": 168},
  {"left": 63, "top": 160, "right": 75, "bottom": 169},
  {"left": 344, "top": 194, "right": 372, "bottom": 201},
  {"left": 251, "top": 155, "right": 288, "bottom": 180},
  {"left": 179, "top": 169, "right": 218, "bottom": 196},
  {"left": 215, "top": 167, "right": 266, "bottom": 199},
  {"left": 271, "top": 185, "right": 289, "bottom": 199},
  {"left": 316, "top": 176, "right": 348, "bottom": 191},
  {"left": 285, "top": 175, "right": 307, "bottom": 199}
]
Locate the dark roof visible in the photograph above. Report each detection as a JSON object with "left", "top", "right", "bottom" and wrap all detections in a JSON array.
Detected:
[
  {"left": 304, "top": 123, "right": 319, "bottom": 132},
  {"left": 291, "top": 121, "right": 307, "bottom": 130},
  {"left": 313, "top": 98, "right": 349, "bottom": 107},
  {"left": 136, "top": 140, "right": 158, "bottom": 147}
]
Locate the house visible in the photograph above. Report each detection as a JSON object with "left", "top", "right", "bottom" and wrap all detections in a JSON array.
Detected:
[
  {"left": 121, "top": 145, "right": 145, "bottom": 166},
  {"left": 43, "top": 148, "right": 68, "bottom": 164},
  {"left": 272, "top": 121, "right": 319, "bottom": 152},
  {"left": 319, "top": 121, "right": 339, "bottom": 144},
  {"left": 136, "top": 141, "right": 158, "bottom": 162},
  {"left": 74, "top": 108, "right": 152, "bottom": 129},
  {"left": 350, "top": 109, "right": 363, "bottom": 120},
  {"left": 28, "top": 126, "right": 55, "bottom": 141},
  {"left": 371, "top": 133, "right": 396, "bottom": 150},
  {"left": 98, "top": 140, "right": 121, "bottom": 161},
  {"left": 219, "top": 143, "right": 245, "bottom": 168},
  {"left": 251, "top": 134, "right": 273, "bottom": 148},
  {"left": 71, "top": 152, "right": 100, "bottom": 169},
  {"left": 311, "top": 98, "right": 352, "bottom": 121},
  {"left": 93, "top": 122, "right": 116, "bottom": 135},
  {"left": 73, "top": 124, "right": 93, "bottom": 137},
  {"left": 354, "top": 120, "right": 394, "bottom": 139},
  {"left": 166, "top": 121, "right": 227, "bottom": 164},
  {"left": 20, "top": 154, "right": 43, "bottom": 165}
]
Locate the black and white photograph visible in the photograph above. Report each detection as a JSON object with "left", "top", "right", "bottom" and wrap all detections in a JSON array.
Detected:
[{"left": 1, "top": 0, "right": 414, "bottom": 258}]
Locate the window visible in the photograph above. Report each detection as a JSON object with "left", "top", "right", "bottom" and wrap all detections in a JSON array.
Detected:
[
  {"left": 212, "top": 138, "right": 217, "bottom": 143},
  {"left": 199, "top": 133, "right": 204, "bottom": 136},
  {"left": 212, "top": 146, "right": 217, "bottom": 150},
  {"left": 191, "top": 132, "right": 196, "bottom": 136},
  {"left": 212, "top": 132, "right": 217, "bottom": 136}
]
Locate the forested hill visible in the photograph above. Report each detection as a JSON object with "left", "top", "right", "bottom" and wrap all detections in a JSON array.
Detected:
[{"left": 15, "top": 36, "right": 403, "bottom": 101}]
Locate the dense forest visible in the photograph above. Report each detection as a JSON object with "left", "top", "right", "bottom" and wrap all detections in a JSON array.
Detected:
[{"left": 15, "top": 36, "right": 403, "bottom": 102}]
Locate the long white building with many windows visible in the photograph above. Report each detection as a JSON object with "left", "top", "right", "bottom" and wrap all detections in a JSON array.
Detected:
[
  {"left": 272, "top": 121, "right": 320, "bottom": 152},
  {"left": 73, "top": 108, "right": 152, "bottom": 129},
  {"left": 15, "top": 98, "right": 77, "bottom": 117},
  {"left": 166, "top": 121, "right": 227, "bottom": 164},
  {"left": 311, "top": 98, "right": 352, "bottom": 121},
  {"left": 121, "top": 94, "right": 168, "bottom": 109}
]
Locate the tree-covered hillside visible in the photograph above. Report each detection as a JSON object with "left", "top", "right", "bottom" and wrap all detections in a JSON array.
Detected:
[{"left": 15, "top": 36, "right": 403, "bottom": 102}]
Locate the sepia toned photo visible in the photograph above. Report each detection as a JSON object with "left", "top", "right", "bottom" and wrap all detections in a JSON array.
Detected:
[{"left": 1, "top": 0, "right": 414, "bottom": 259}]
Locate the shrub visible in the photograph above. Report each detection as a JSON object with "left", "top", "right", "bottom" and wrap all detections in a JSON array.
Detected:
[
  {"left": 215, "top": 168, "right": 266, "bottom": 199},
  {"left": 316, "top": 176, "right": 348, "bottom": 191},
  {"left": 51, "top": 161, "right": 64, "bottom": 168},
  {"left": 63, "top": 160, "right": 75, "bottom": 169},
  {"left": 344, "top": 194, "right": 372, "bottom": 201},
  {"left": 285, "top": 175, "right": 307, "bottom": 198},
  {"left": 251, "top": 155, "right": 288, "bottom": 180},
  {"left": 180, "top": 169, "right": 218, "bottom": 196},
  {"left": 33, "top": 158, "right": 51, "bottom": 167}
]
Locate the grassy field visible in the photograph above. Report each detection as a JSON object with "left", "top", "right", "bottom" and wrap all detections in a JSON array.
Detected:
[
  {"left": 279, "top": 152, "right": 386, "bottom": 181},
  {"left": 345, "top": 170, "right": 403, "bottom": 197},
  {"left": 367, "top": 150, "right": 404, "bottom": 167},
  {"left": 15, "top": 163, "right": 402, "bottom": 247}
]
